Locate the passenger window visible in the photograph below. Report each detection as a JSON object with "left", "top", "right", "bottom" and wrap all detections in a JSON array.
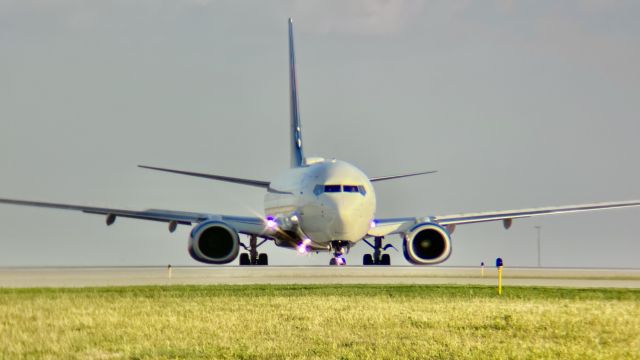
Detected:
[
  {"left": 343, "top": 185, "right": 359, "bottom": 193},
  {"left": 324, "top": 185, "right": 341, "bottom": 193}
]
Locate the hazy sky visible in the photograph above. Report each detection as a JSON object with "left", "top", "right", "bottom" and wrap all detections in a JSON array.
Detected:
[{"left": 1, "top": 0, "right": 639, "bottom": 267}]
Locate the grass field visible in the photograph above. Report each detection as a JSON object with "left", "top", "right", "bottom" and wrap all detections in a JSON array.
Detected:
[{"left": 0, "top": 285, "right": 638, "bottom": 359}]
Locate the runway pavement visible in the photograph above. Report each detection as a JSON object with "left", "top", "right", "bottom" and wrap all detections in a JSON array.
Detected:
[{"left": 0, "top": 266, "right": 639, "bottom": 288}]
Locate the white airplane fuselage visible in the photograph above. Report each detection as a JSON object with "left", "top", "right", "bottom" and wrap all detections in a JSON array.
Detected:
[{"left": 265, "top": 159, "right": 375, "bottom": 250}]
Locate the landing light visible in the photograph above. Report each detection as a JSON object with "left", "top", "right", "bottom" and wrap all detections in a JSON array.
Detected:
[
  {"left": 265, "top": 216, "right": 278, "bottom": 230},
  {"left": 370, "top": 220, "right": 377, "bottom": 229},
  {"left": 297, "top": 238, "right": 312, "bottom": 254},
  {"left": 297, "top": 244, "right": 307, "bottom": 254}
]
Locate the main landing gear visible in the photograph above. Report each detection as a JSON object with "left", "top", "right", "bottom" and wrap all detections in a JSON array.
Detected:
[
  {"left": 239, "top": 235, "right": 269, "bottom": 265},
  {"left": 362, "top": 237, "right": 394, "bottom": 266},
  {"left": 329, "top": 240, "right": 348, "bottom": 266}
]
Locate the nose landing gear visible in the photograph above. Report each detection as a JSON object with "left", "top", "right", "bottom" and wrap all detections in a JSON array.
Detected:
[
  {"left": 329, "top": 240, "right": 349, "bottom": 266},
  {"left": 362, "top": 237, "right": 395, "bottom": 265},
  {"left": 239, "top": 235, "right": 269, "bottom": 265}
]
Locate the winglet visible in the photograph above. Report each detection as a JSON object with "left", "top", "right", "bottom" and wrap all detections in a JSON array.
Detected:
[{"left": 289, "top": 18, "right": 305, "bottom": 168}]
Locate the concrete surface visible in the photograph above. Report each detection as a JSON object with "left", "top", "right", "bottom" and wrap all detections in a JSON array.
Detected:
[{"left": 1, "top": 266, "right": 639, "bottom": 288}]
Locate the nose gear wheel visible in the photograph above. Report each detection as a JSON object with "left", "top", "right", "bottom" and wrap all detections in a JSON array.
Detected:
[{"left": 329, "top": 240, "right": 349, "bottom": 266}]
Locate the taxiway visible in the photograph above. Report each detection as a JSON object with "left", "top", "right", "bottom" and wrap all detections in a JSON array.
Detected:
[{"left": 0, "top": 266, "right": 639, "bottom": 288}]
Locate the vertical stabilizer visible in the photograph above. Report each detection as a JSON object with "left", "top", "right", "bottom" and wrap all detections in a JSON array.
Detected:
[{"left": 289, "top": 18, "right": 305, "bottom": 167}]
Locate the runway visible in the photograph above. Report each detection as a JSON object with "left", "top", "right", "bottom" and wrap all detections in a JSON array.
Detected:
[{"left": 0, "top": 266, "right": 639, "bottom": 288}]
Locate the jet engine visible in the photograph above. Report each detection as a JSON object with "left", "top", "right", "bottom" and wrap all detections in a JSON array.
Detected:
[
  {"left": 403, "top": 223, "right": 452, "bottom": 265},
  {"left": 188, "top": 221, "right": 240, "bottom": 264}
]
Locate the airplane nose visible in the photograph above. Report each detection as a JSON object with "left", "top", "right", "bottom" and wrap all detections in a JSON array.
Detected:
[{"left": 331, "top": 197, "right": 364, "bottom": 237}]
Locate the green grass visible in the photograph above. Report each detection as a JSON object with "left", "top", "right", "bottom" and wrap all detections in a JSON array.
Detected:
[{"left": 0, "top": 285, "right": 638, "bottom": 359}]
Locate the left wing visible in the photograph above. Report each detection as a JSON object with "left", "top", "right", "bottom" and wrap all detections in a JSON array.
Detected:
[
  {"left": 0, "top": 198, "right": 267, "bottom": 235},
  {"left": 369, "top": 200, "right": 640, "bottom": 237}
]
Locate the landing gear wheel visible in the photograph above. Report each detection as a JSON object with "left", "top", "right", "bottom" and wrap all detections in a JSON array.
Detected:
[
  {"left": 329, "top": 241, "right": 349, "bottom": 266},
  {"left": 239, "top": 253, "right": 250, "bottom": 266},
  {"left": 363, "top": 237, "right": 395, "bottom": 266},
  {"left": 239, "top": 235, "right": 270, "bottom": 265}
]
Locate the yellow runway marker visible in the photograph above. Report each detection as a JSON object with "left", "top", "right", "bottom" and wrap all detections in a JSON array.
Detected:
[{"left": 498, "top": 266, "right": 503, "bottom": 295}]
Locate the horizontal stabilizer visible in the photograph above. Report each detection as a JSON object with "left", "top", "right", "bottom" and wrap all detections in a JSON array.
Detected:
[
  {"left": 138, "top": 165, "right": 270, "bottom": 188},
  {"left": 369, "top": 170, "right": 437, "bottom": 182}
]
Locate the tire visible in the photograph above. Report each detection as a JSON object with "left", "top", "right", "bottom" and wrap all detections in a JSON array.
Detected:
[
  {"left": 381, "top": 254, "right": 391, "bottom": 266},
  {"left": 329, "top": 258, "right": 337, "bottom": 266},
  {"left": 257, "top": 253, "right": 268, "bottom": 266},
  {"left": 363, "top": 254, "right": 373, "bottom": 265},
  {"left": 239, "top": 253, "right": 250, "bottom": 265}
]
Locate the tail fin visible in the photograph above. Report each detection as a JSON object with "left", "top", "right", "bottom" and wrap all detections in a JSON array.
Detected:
[{"left": 289, "top": 18, "right": 305, "bottom": 167}]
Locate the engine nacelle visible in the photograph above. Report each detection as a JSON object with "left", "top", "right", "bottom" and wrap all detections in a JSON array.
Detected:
[
  {"left": 188, "top": 221, "right": 240, "bottom": 264},
  {"left": 403, "top": 223, "right": 452, "bottom": 265}
]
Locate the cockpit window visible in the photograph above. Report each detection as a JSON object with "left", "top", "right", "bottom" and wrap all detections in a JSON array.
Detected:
[
  {"left": 313, "top": 184, "right": 366, "bottom": 196},
  {"left": 343, "top": 185, "right": 359, "bottom": 193},
  {"left": 324, "top": 185, "right": 341, "bottom": 193}
]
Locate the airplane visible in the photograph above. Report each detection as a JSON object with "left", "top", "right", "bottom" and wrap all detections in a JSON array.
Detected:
[{"left": 1, "top": 18, "right": 640, "bottom": 266}]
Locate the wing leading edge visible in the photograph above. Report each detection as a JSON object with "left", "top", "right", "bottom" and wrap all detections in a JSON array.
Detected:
[
  {"left": 369, "top": 200, "right": 640, "bottom": 237},
  {"left": 0, "top": 198, "right": 268, "bottom": 236},
  {"left": 433, "top": 200, "right": 640, "bottom": 226}
]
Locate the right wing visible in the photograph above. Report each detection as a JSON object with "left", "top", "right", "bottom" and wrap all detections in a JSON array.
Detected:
[
  {"left": 369, "top": 200, "right": 640, "bottom": 237},
  {"left": 0, "top": 197, "right": 268, "bottom": 236},
  {"left": 433, "top": 200, "right": 640, "bottom": 226}
]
